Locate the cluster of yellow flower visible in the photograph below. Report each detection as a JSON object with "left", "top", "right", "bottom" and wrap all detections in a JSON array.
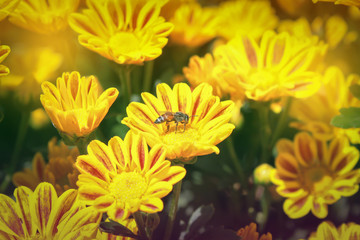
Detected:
[{"left": 1, "top": 0, "right": 360, "bottom": 239}]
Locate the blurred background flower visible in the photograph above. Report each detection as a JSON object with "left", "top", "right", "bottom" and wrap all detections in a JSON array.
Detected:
[
  {"left": 290, "top": 66, "right": 360, "bottom": 143},
  {"left": 313, "top": 0, "right": 360, "bottom": 7},
  {"left": 0, "top": 44, "right": 10, "bottom": 77},
  {"left": 69, "top": 0, "right": 173, "bottom": 65},
  {"left": 12, "top": 137, "right": 79, "bottom": 195},
  {"left": 237, "top": 222, "right": 272, "bottom": 240},
  {"left": 0, "top": 0, "right": 20, "bottom": 22},
  {"left": 8, "top": 0, "right": 80, "bottom": 34},
  {"left": 272, "top": 132, "right": 360, "bottom": 219},
  {"left": 309, "top": 221, "right": 360, "bottom": 239}
]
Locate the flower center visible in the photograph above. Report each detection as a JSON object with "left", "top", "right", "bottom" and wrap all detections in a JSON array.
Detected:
[
  {"left": 302, "top": 166, "right": 333, "bottom": 194},
  {"left": 162, "top": 127, "right": 199, "bottom": 146},
  {"left": 109, "top": 172, "right": 148, "bottom": 207},
  {"left": 109, "top": 32, "right": 140, "bottom": 56},
  {"left": 248, "top": 69, "right": 278, "bottom": 88}
]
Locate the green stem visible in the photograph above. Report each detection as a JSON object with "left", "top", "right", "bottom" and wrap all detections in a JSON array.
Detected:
[
  {"left": 269, "top": 97, "right": 292, "bottom": 148},
  {"left": 143, "top": 60, "right": 154, "bottom": 93},
  {"left": 258, "top": 103, "right": 271, "bottom": 164},
  {"left": 226, "top": 137, "right": 247, "bottom": 189},
  {"left": 1, "top": 110, "right": 30, "bottom": 192},
  {"left": 163, "top": 178, "right": 183, "bottom": 240},
  {"left": 259, "top": 186, "right": 270, "bottom": 231},
  {"left": 10, "top": 110, "right": 30, "bottom": 173},
  {"left": 117, "top": 65, "right": 133, "bottom": 105},
  {"left": 133, "top": 211, "right": 148, "bottom": 240}
]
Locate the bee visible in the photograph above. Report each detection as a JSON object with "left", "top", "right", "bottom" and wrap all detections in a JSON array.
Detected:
[{"left": 154, "top": 111, "right": 194, "bottom": 133}]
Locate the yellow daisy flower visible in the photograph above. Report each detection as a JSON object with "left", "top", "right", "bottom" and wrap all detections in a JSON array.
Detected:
[
  {"left": 12, "top": 137, "right": 80, "bottom": 195},
  {"left": 169, "top": 2, "right": 219, "bottom": 47},
  {"left": 290, "top": 66, "right": 360, "bottom": 144},
  {"left": 313, "top": 0, "right": 360, "bottom": 7},
  {"left": 183, "top": 53, "right": 234, "bottom": 98},
  {"left": 122, "top": 83, "right": 235, "bottom": 161},
  {"left": 0, "top": 0, "right": 20, "bottom": 22},
  {"left": 0, "top": 44, "right": 10, "bottom": 77},
  {"left": 309, "top": 221, "right": 360, "bottom": 239},
  {"left": 0, "top": 182, "right": 101, "bottom": 239},
  {"left": 8, "top": 0, "right": 80, "bottom": 34},
  {"left": 216, "top": 0, "right": 278, "bottom": 41},
  {"left": 237, "top": 222, "right": 272, "bottom": 240},
  {"left": 278, "top": 16, "right": 349, "bottom": 49},
  {"left": 271, "top": 132, "right": 360, "bottom": 219},
  {"left": 69, "top": 0, "right": 173, "bottom": 65},
  {"left": 1, "top": 47, "right": 63, "bottom": 104},
  {"left": 213, "top": 30, "right": 327, "bottom": 101},
  {"left": 160, "top": 0, "right": 194, "bottom": 20},
  {"left": 75, "top": 131, "right": 186, "bottom": 221},
  {"left": 40, "top": 71, "right": 119, "bottom": 138}
]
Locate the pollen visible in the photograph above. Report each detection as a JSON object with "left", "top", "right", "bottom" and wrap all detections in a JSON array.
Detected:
[
  {"left": 162, "top": 128, "right": 199, "bottom": 145},
  {"left": 109, "top": 32, "right": 140, "bottom": 56},
  {"left": 110, "top": 172, "right": 148, "bottom": 205}
]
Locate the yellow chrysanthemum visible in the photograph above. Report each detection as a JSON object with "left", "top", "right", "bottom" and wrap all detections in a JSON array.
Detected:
[
  {"left": 96, "top": 218, "right": 138, "bottom": 240},
  {"left": 313, "top": 0, "right": 360, "bottom": 7},
  {"left": 75, "top": 131, "right": 186, "bottom": 221},
  {"left": 290, "top": 66, "right": 360, "bottom": 143},
  {"left": 183, "top": 53, "right": 233, "bottom": 98},
  {"left": 122, "top": 83, "right": 235, "bottom": 161},
  {"left": 237, "top": 223, "right": 272, "bottom": 240},
  {"left": 0, "top": 182, "right": 101, "bottom": 240},
  {"left": 40, "top": 71, "right": 119, "bottom": 138},
  {"left": 278, "top": 16, "right": 349, "bottom": 49},
  {"left": 213, "top": 30, "right": 327, "bottom": 101},
  {"left": 160, "top": 0, "right": 194, "bottom": 20},
  {"left": 13, "top": 137, "right": 80, "bottom": 195},
  {"left": 0, "top": 0, "right": 20, "bottom": 22},
  {"left": 1, "top": 47, "right": 63, "bottom": 104},
  {"left": 69, "top": 0, "right": 173, "bottom": 65},
  {"left": 309, "top": 221, "right": 360, "bottom": 239},
  {"left": 8, "top": 0, "right": 80, "bottom": 34},
  {"left": 169, "top": 2, "right": 219, "bottom": 47},
  {"left": 271, "top": 132, "right": 360, "bottom": 219},
  {"left": 216, "top": 0, "right": 278, "bottom": 41},
  {"left": 275, "top": 0, "right": 309, "bottom": 17},
  {"left": 0, "top": 44, "right": 10, "bottom": 77}
]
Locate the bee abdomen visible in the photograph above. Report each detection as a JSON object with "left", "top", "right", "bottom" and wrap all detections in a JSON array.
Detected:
[{"left": 154, "top": 116, "right": 164, "bottom": 124}]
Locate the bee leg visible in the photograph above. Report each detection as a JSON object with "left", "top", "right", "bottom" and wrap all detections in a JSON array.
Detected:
[
  {"left": 175, "top": 122, "right": 178, "bottom": 133},
  {"left": 166, "top": 122, "right": 170, "bottom": 133},
  {"left": 183, "top": 123, "right": 186, "bottom": 132}
]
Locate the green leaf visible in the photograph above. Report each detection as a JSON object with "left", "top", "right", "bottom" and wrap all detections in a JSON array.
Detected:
[
  {"left": 331, "top": 107, "right": 360, "bottom": 128},
  {"left": 350, "top": 84, "right": 360, "bottom": 100}
]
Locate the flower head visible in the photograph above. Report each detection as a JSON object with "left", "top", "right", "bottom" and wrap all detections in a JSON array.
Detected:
[
  {"left": 9, "top": 0, "right": 80, "bottom": 34},
  {"left": 69, "top": 0, "right": 173, "bottom": 65},
  {"left": 237, "top": 223, "right": 272, "bottom": 240},
  {"left": 0, "top": 0, "right": 20, "bottom": 22},
  {"left": 290, "top": 66, "right": 360, "bottom": 143},
  {"left": 75, "top": 131, "right": 186, "bottom": 221},
  {"left": 0, "top": 44, "right": 10, "bottom": 77},
  {"left": 13, "top": 137, "right": 80, "bottom": 195},
  {"left": 0, "top": 182, "right": 101, "bottom": 239},
  {"left": 309, "top": 221, "right": 360, "bottom": 239},
  {"left": 312, "top": 0, "right": 360, "bottom": 7},
  {"left": 1, "top": 47, "right": 63, "bottom": 104},
  {"left": 254, "top": 163, "right": 275, "bottom": 185},
  {"left": 213, "top": 30, "right": 327, "bottom": 101},
  {"left": 169, "top": 2, "right": 219, "bottom": 47},
  {"left": 122, "top": 83, "right": 235, "bottom": 161},
  {"left": 216, "top": 0, "right": 278, "bottom": 41},
  {"left": 40, "top": 71, "right": 119, "bottom": 138},
  {"left": 271, "top": 132, "right": 360, "bottom": 219}
]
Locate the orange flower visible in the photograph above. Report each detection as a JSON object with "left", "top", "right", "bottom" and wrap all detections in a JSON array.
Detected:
[
  {"left": 237, "top": 223, "right": 272, "bottom": 240},
  {"left": 40, "top": 71, "right": 119, "bottom": 138},
  {"left": 12, "top": 137, "right": 80, "bottom": 195}
]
